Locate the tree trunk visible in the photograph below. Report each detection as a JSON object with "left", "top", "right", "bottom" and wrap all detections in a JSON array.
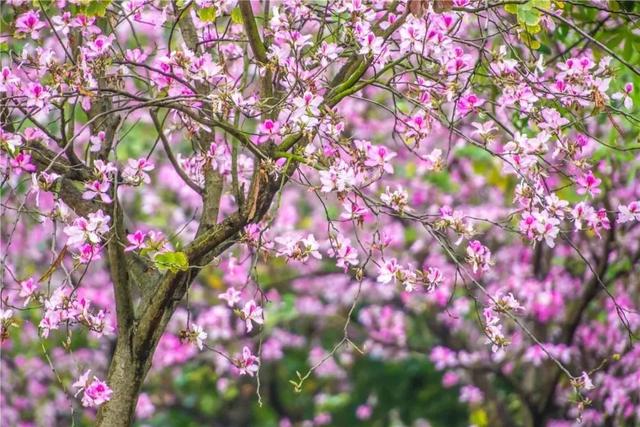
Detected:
[{"left": 95, "top": 338, "right": 153, "bottom": 427}]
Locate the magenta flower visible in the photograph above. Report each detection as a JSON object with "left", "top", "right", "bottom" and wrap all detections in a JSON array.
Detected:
[
  {"left": 377, "top": 258, "right": 400, "bottom": 284},
  {"left": 125, "top": 230, "right": 147, "bottom": 252},
  {"left": 15, "top": 11, "right": 46, "bottom": 39},
  {"left": 576, "top": 171, "right": 601, "bottom": 198},
  {"left": 219, "top": 288, "right": 241, "bottom": 307},
  {"left": 328, "top": 235, "right": 359, "bottom": 271},
  {"left": 18, "top": 278, "right": 38, "bottom": 306},
  {"left": 255, "top": 119, "right": 281, "bottom": 145},
  {"left": 236, "top": 346, "right": 259, "bottom": 376},
  {"left": 123, "top": 158, "right": 154, "bottom": 185},
  {"left": 0, "top": 67, "right": 19, "bottom": 92},
  {"left": 618, "top": 201, "right": 640, "bottom": 223},
  {"left": 356, "top": 404, "right": 372, "bottom": 420},
  {"left": 73, "top": 370, "right": 112, "bottom": 408},
  {"left": 63, "top": 209, "right": 111, "bottom": 248},
  {"left": 456, "top": 93, "right": 484, "bottom": 116},
  {"left": 364, "top": 144, "right": 396, "bottom": 174},
  {"left": 10, "top": 152, "right": 36, "bottom": 174},
  {"left": 466, "top": 240, "right": 492, "bottom": 273},
  {"left": 612, "top": 82, "right": 634, "bottom": 110},
  {"left": 77, "top": 243, "right": 102, "bottom": 263},
  {"left": 578, "top": 371, "right": 596, "bottom": 391},
  {"left": 82, "top": 180, "right": 112, "bottom": 203},
  {"left": 89, "top": 131, "right": 105, "bottom": 152},
  {"left": 241, "top": 300, "right": 263, "bottom": 333},
  {"left": 184, "top": 324, "right": 207, "bottom": 350},
  {"left": 82, "top": 34, "right": 115, "bottom": 59},
  {"left": 24, "top": 83, "right": 51, "bottom": 109},
  {"left": 341, "top": 200, "right": 368, "bottom": 223},
  {"left": 51, "top": 12, "right": 73, "bottom": 35}
]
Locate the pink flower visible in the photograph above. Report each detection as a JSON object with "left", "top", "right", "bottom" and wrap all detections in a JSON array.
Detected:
[
  {"left": 377, "top": 258, "right": 400, "bottom": 284},
  {"left": 617, "top": 201, "right": 640, "bottom": 223},
  {"left": 0, "top": 67, "right": 19, "bottom": 93},
  {"left": 77, "top": 243, "right": 101, "bottom": 263},
  {"left": 136, "top": 393, "right": 155, "bottom": 419},
  {"left": 578, "top": 371, "right": 595, "bottom": 391},
  {"left": 430, "top": 346, "right": 458, "bottom": 370},
  {"left": 236, "top": 346, "right": 259, "bottom": 376},
  {"left": 241, "top": 300, "right": 263, "bottom": 333},
  {"left": 122, "top": 157, "right": 155, "bottom": 186},
  {"left": 51, "top": 12, "right": 73, "bottom": 35},
  {"left": 406, "top": 113, "right": 430, "bottom": 142},
  {"left": 356, "top": 404, "right": 373, "bottom": 420},
  {"left": 471, "top": 121, "right": 497, "bottom": 140},
  {"left": 93, "top": 160, "right": 118, "bottom": 179},
  {"left": 15, "top": 11, "right": 46, "bottom": 39},
  {"left": 524, "top": 345, "right": 547, "bottom": 366},
  {"left": 459, "top": 385, "right": 484, "bottom": 404},
  {"left": 255, "top": 119, "right": 282, "bottom": 145},
  {"left": 10, "top": 151, "right": 36, "bottom": 174},
  {"left": 18, "top": 278, "right": 38, "bottom": 306},
  {"left": 318, "top": 161, "right": 358, "bottom": 193},
  {"left": 483, "top": 308, "right": 508, "bottom": 353},
  {"left": 89, "top": 131, "right": 105, "bottom": 152},
  {"left": 83, "top": 180, "right": 112, "bottom": 203},
  {"left": 71, "top": 14, "right": 101, "bottom": 35},
  {"left": 380, "top": 186, "right": 409, "bottom": 213},
  {"left": 23, "top": 127, "right": 48, "bottom": 143},
  {"left": 72, "top": 370, "right": 91, "bottom": 393},
  {"left": 219, "top": 287, "right": 241, "bottom": 307},
  {"left": 293, "top": 91, "right": 323, "bottom": 118},
  {"left": 466, "top": 240, "right": 492, "bottom": 273},
  {"left": 364, "top": 144, "right": 396, "bottom": 174},
  {"left": 125, "top": 230, "right": 147, "bottom": 252},
  {"left": 423, "top": 148, "right": 443, "bottom": 171},
  {"left": 328, "top": 235, "right": 359, "bottom": 271},
  {"left": 82, "top": 379, "right": 113, "bottom": 407},
  {"left": 72, "top": 370, "right": 112, "bottom": 407},
  {"left": 539, "top": 108, "right": 569, "bottom": 131},
  {"left": 125, "top": 48, "right": 148, "bottom": 63},
  {"left": 275, "top": 234, "right": 321, "bottom": 262},
  {"left": 612, "top": 82, "right": 633, "bottom": 110},
  {"left": 358, "top": 32, "right": 383, "bottom": 56},
  {"left": 84, "top": 35, "right": 114, "bottom": 58},
  {"left": 318, "top": 41, "right": 342, "bottom": 67},
  {"left": 532, "top": 210, "right": 560, "bottom": 248},
  {"left": 185, "top": 324, "right": 207, "bottom": 350},
  {"left": 442, "top": 371, "right": 460, "bottom": 387},
  {"left": 576, "top": 171, "right": 601, "bottom": 198},
  {"left": 341, "top": 200, "right": 368, "bottom": 223},
  {"left": 63, "top": 209, "right": 111, "bottom": 248},
  {"left": 456, "top": 93, "right": 484, "bottom": 116},
  {"left": 24, "top": 83, "right": 51, "bottom": 109},
  {"left": 445, "top": 47, "right": 472, "bottom": 73}
]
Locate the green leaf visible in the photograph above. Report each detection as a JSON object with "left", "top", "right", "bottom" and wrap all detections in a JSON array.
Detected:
[
  {"left": 622, "top": 37, "right": 634, "bottom": 61},
  {"left": 537, "top": 44, "right": 552, "bottom": 54},
  {"left": 82, "top": 0, "right": 111, "bottom": 17},
  {"left": 504, "top": 4, "right": 518, "bottom": 14},
  {"left": 470, "top": 408, "right": 489, "bottom": 427},
  {"left": 535, "top": 0, "right": 551, "bottom": 7},
  {"left": 518, "top": 8, "right": 541, "bottom": 27},
  {"left": 154, "top": 251, "right": 189, "bottom": 273},
  {"left": 230, "top": 7, "right": 243, "bottom": 24},
  {"left": 197, "top": 6, "right": 217, "bottom": 22}
]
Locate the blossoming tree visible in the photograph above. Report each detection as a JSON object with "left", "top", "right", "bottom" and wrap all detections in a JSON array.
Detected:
[{"left": 1, "top": 0, "right": 639, "bottom": 426}]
